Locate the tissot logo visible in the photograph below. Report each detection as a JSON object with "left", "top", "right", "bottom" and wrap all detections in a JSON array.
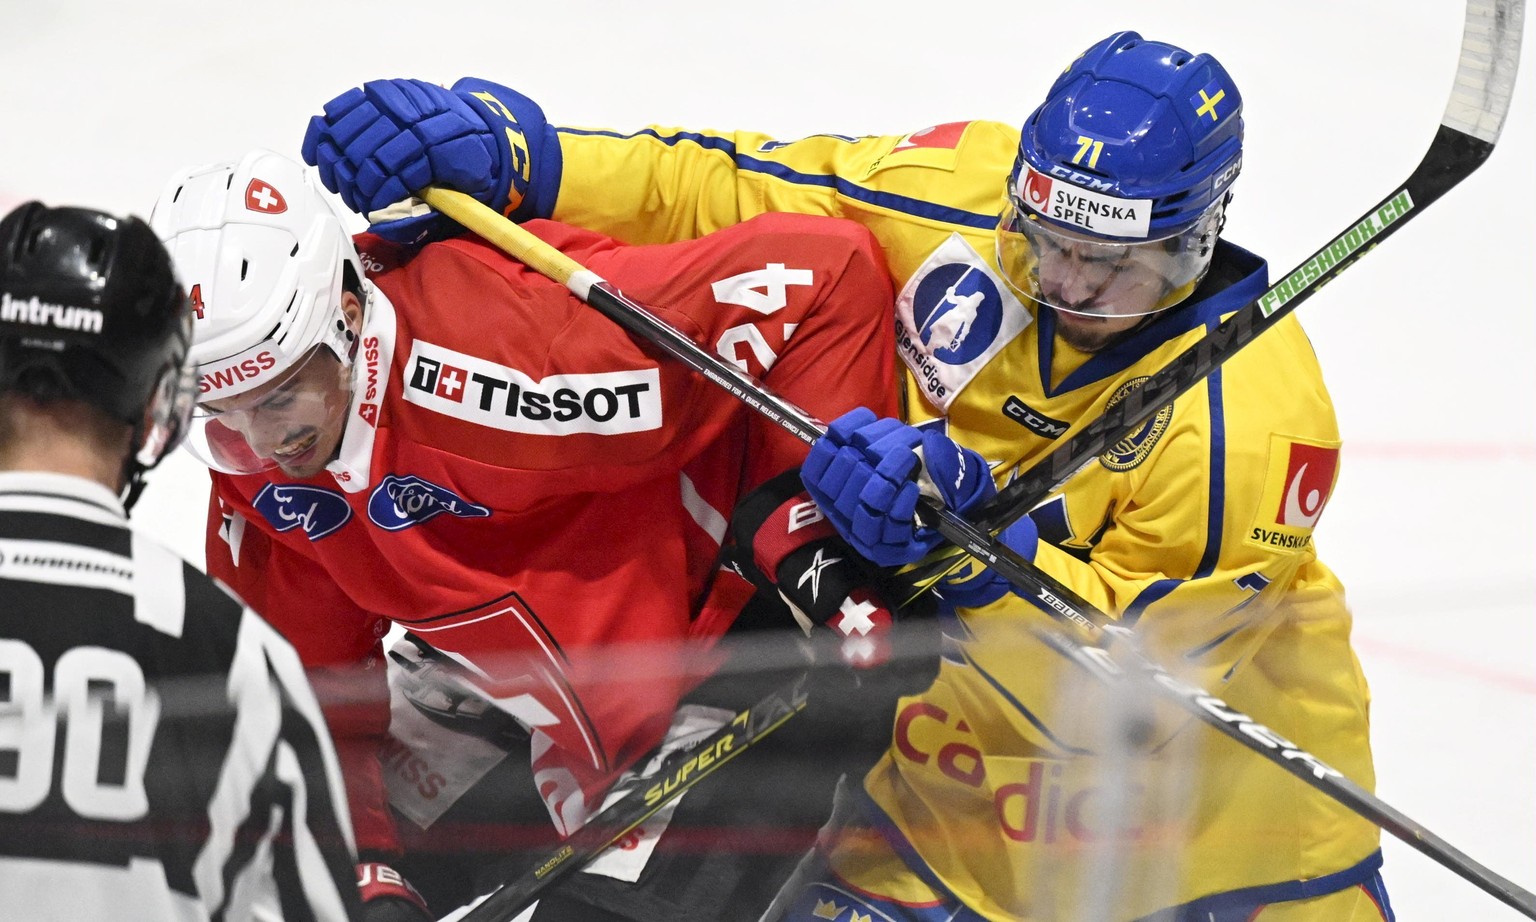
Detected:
[
  {"left": 407, "top": 360, "right": 455, "bottom": 402},
  {"left": 403, "top": 340, "right": 663, "bottom": 435},
  {"left": 1002, "top": 397, "right": 1068, "bottom": 440}
]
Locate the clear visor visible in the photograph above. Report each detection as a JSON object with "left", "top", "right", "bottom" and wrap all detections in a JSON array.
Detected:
[
  {"left": 183, "top": 343, "right": 352, "bottom": 476},
  {"left": 135, "top": 356, "right": 199, "bottom": 472},
  {"left": 995, "top": 195, "right": 1223, "bottom": 319}
]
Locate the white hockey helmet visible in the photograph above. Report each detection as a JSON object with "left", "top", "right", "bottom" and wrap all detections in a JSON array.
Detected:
[{"left": 151, "top": 149, "right": 364, "bottom": 473}]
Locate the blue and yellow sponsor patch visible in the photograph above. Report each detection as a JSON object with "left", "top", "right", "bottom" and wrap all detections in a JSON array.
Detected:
[{"left": 895, "top": 234, "right": 1032, "bottom": 411}]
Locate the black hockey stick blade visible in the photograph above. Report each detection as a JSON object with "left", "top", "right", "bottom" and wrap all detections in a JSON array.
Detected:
[
  {"left": 941, "top": 0, "right": 1524, "bottom": 551},
  {"left": 457, "top": 675, "right": 810, "bottom": 922}
]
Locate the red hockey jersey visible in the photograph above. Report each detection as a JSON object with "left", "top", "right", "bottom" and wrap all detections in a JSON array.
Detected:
[{"left": 203, "top": 213, "right": 896, "bottom": 854}]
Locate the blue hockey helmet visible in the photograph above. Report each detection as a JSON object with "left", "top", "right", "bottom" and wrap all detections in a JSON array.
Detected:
[
  {"left": 997, "top": 32, "right": 1243, "bottom": 318},
  {"left": 1020, "top": 30, "right": 1243, "bottom": 239}
]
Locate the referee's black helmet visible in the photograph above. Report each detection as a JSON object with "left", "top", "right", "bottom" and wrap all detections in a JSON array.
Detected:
[{"left": 0, "top": 202, "right": 197, "bottom": 495}]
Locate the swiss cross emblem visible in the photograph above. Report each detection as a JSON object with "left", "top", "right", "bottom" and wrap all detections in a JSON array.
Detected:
[
  {"left": 434, "top": 364, "right": 467, "bottom": 402},
  {"left": 244, "top": 179, "right": 288, "bottom": 214}
]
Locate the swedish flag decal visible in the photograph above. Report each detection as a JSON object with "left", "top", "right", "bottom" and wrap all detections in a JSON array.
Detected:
[{"left": 1190, "top": 79, "right": 1229, "bottom": 123}]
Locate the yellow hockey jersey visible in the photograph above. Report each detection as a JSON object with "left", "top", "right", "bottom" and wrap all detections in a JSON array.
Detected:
[{"left": 536, "top": 119, "right": 1381, "bottom": 918}]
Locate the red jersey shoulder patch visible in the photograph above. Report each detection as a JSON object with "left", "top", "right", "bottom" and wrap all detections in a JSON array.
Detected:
[{"left": 892, "top": 122, "right": 971, "bottom": 152}]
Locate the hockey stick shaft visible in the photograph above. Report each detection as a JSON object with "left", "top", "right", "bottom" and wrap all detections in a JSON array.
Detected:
[
  {"left": 422, "top": 188, "right": 1107, "bottom": 634},
  {"left": 456, "top": 674, "right": 810, "bottom": 922},
  {"left": 426, "top": 186, "right": 1536, "bottom": 917},
  {"left": 955, "top": 0, "right": 1523, "bottom": 544}
]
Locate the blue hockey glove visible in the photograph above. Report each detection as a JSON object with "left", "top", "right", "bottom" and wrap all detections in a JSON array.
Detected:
[
  {"left": 926, "top": 515, "right": 1039, "bottom": 609},
  {"left": 801, "top": 408, "right": 996, "bottom": 568},
  {"left": 301, "top": 77, "right": 559, "bottom": 245}
]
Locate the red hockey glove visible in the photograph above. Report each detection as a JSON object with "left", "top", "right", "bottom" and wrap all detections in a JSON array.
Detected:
[
  {"left": 357, "top": 862, "right": 432, "bottom": 922},
  {"left": 729, "top": 470, "right": 901, "bottom": 667}
]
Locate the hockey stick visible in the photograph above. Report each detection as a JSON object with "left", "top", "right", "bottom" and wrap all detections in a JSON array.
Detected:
[
  {"left": 452, "top": 670, "right": 811, "bottom": 922},
  {"left": 912, "top": 0, "right": 1525, "bottom": 576},
  {"left": 387, "top": 634, "right": 821, "bottom": 922},
  {"left": 425, "top": 185, "right": 1536, "bottom": 918}
]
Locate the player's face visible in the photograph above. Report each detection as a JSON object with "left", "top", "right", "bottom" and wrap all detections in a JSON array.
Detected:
[
  {"left": 1032, "top": 237, "right": 1171, "bottom": 351},
  {"left": 1050, "top": 305, "right": 1148, "bottom": 353},
  {"left": 201, "top": 345, "right": 352, "bottom": 479},
  {"left": 996, "top": 193, "right": 1226, "bottom": 353}
]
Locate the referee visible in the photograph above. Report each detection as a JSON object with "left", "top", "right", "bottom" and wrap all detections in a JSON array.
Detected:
[{"left": 0, "top": 202, "right": 363, "bottom": 920}]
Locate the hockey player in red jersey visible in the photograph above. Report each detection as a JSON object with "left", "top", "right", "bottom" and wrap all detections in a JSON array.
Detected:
[{"left": 151, "top": 149, "right": 904, "bottom": 920}]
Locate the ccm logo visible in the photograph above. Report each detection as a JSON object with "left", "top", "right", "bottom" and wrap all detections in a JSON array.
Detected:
[{"left": 1002, "top": 396, "right": 1068, "bottom": 439}]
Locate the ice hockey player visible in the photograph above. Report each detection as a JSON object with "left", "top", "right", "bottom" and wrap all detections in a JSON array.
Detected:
[
  {"left": 300, "top": 29, "right": 1394, "bottom": 921},
  {"left": 151, "top": 148, "right": 909, "bottom": 920},
  {"left": 0, "top": 201, "right": 363, "bottom": 920}
]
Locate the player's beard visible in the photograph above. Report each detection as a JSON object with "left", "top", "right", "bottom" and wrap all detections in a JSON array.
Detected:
[
  {"left": 270, "top": 427, "right": 333, "bottom": 479},
  {"left": 1052, "top": 309, "right": 1144, "bottom": 353}
]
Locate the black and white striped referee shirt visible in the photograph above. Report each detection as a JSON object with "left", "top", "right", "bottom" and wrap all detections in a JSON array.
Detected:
[{"left": 0, "top": 471, "right": 362, "bottom": 921}]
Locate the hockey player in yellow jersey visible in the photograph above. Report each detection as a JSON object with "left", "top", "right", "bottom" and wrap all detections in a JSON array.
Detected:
[{"left": 301, "top": 30, "right": 1392, "bottom": 921}]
